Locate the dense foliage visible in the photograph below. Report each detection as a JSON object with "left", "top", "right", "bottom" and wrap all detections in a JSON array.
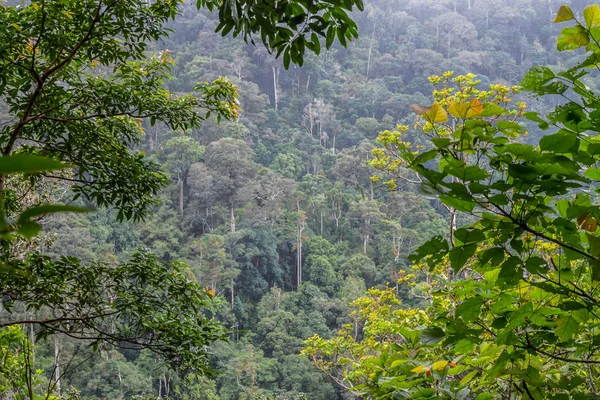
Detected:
[
  {"left": 307, "top": 4, "right": 600, "bottom": 399},
  {"left": 1, "top": 0, "right": 593, "bottom": 399}
]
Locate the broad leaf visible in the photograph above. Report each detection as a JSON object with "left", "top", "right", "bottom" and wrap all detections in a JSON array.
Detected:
[
  {"left": 421, "top": 327, "right": 445, "bottom": 345},
  {"left": 554, "top": 5, "right": 575, "bottom": 23},
  {"left": 454, "top": 228, "right": 485, "bottom": 245},
  {"left": 456, "top": 296, "right": 484, "bottom": 323},
  {"left": 18, "top": 204, "right": 91, "bottom": 223},
  {"left": 449, "top": 244, "right": 477, "bottom": 272},
  {"left": 555, "top": 315, "right": 579, "bottom": 341},
  {"left": 557, "top": 25, "right": 590, "bottom": 51},
  {"left": 0, "top": 155, "right": 69, "bottom": 174},
  {"left": 423, "top": 102, "right": 448, "bottom": 123},
  {"left": 439, "top": 195, "right": 476, "bottom": 213},
  {"left": 539, "top": 132, "right": 578, "bottom": 153},
  {"left": 584, "top": 4, "right": 600, "bottom": 28}
]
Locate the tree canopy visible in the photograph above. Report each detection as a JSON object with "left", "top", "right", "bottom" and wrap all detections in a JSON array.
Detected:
[{"left": 5, "top": 0, "right": 600, "bottom": 399}]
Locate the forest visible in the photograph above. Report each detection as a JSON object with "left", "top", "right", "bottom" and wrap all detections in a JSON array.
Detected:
[{"left": 2, "top": 0, "right": 600, "bottom": 399}]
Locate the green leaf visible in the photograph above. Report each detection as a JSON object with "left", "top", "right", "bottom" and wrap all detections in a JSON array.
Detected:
[
  {"left": 496, "top": 120, "right": 526, "bottom": 136},
  {"left": 587, "top": 233, "right": 600, "bottom": 257},
  {"left": 559, "top": 301, "right": 586, "bottom": 311},
  {"left": 17, "top": 221, "right": 42, "bottom": 239},
  {"left": 410, "top": 236, "right": 449, "bottom": 262},
  {"left": 521, "top": 66, "right": 555, "bottom": 91},
  {"left": 497, "top": 256, "right": 522, "bottom": 287},
  {"left": 325, "top": 27, "right": 335, "bottom": 48},
  {"left": 456, "top": 296, "right": 484, "bottom": 323},
  {"left": 480, "top": 102, "right": 506, "bottom": 117},
  {"left": 539, "top": 132, "right": 578, "bottom": 153},
  {"left": 454, "top": 228, "right": 485, "bottom": 245},
  {"left": 449, "top": 244, "right": 477, "bottom": 272},
  {"left": 524, "top": 111, "right": 549, "bottom": 130},
  {"left": 554, "top": 5, "right": 575, "bottom": 23},
  {"left": 431, "top": 138, "right": 451, "bottom": 149},
  {"left": 311, "top": 32, "right": 320, "bottom": 54},
  {"left": 491, "top": 317, "right": 508, "bottom": 329},
  {"left": 421, "top": 327, "right": 445, "bottom": 345},
  {"left": 18, "top": 204, "right": 91, "bottom": 223},
  {"left": 525, "top": 256, "right": 547, "bottom": 273},
  {"left": 0, "top": 155, "right": 70, "bottom": 174},
  {"left": 449, "top": 165, "right": 488, "bottom": 181},
  {"left": 592, "top": 260, "right": 600, "bottom": 282},
  {"left": 557, "top": 25, "right": 590, "bottom": 51},
  {"left": 460, "top": 370, "right": 478, "bottom": 386},
  {"left": 585, "top": 166, "right": 600, "bottom": 180},
  {"left": 555, "top": 315, "right": 579, "bottom": 341},
  {"left": 439, "top": 195, "right": 475, "bottom": 213},
  {"left": 480, "top": 247, "right": 504, "bottom": 266},
  {"left": 412, "top": 149, "right": 438, "bottom": 166}
]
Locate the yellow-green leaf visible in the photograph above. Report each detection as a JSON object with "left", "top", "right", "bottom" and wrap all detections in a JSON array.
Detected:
[
  {"left": 584, "top": 4, "right": 600, "bottom": 27},
  {"left": 423, "top": 102, "right": 448, "bottom": 123},
  {"left": 448, "top": 101, "right": 470, "bottom": 118},
  {"left": 447, "top": 98, "right": 483, "bottom": 119},
  {"left": 460, "top": 370, "right": 478, "bottom": 386},
  {"left": 411, "top": 365, "right": 431, "bottom": 374},
  {"left": 390, "top": 359, "right": 409, "bottom": 368},
  {"left": 554, "top": 5, "right": 574, "bottom": 23},
  {"left": 557, "top": 25, "right": 590, "bottom": 51},
  {"left": 432, "top": 360, "right": 449, "bottom": 371}
]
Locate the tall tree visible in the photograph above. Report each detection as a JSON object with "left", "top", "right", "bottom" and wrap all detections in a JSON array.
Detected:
[{"left": 157, "top": 134, "right": 205, "bottom": 216}]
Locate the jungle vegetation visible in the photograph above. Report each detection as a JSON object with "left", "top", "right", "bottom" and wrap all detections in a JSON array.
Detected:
[{"left": 2, "top": 0, "right": 599, "bottom": 399}]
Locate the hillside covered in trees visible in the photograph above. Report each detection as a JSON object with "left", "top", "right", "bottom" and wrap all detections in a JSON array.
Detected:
[{"left": 2, "top": 0, "right": 600, "bottom": 399}]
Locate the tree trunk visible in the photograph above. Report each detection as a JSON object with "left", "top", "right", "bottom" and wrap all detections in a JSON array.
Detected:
[
  {"left": 320, "top": 212, "right": 323, "bottom": 236},
  {"left": 230, "top": 206, "right": 236, "bottom": 233},
  {"left": 449, "top": 208, "right": 457, "bottom": 246},
  {"left": 448, "top": 207, "right": 457, "bottom": 280},
  {"left": 272, "top": 66, "right": 279, "bottom": 111},
  {"left": 363, "top": 218, "right": 371, "bottom": 255},
  {"left": 179, "top": 174, "right": 184, "bottom": 216},
  {"left": 231, "top": 277, "right": 235, "bottom": 309},
  {"left": 296, "top": 203, "right": 305, "bottom": 289},
  {"left": 54, "top": 334, "right": 61, "bottom": 397},
  {"left": 366, "top": 16, "right": 377, "bottom": 79},
  {"left": 332, "top": 133, "right": 336, "bottom": 155}
]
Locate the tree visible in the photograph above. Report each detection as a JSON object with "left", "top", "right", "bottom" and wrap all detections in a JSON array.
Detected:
[
  {"left": 1, "top": 251, "right": 224, "bottom": 373},
  {"left": 0, "top": 326, "right": 50, "bottom": 400},
  {"left": 308, "top": 6, "right": 600, "bottom": 398},
  {"left": 197, "top": 0, "right": 364, "bottom": 68},
  {"left": 189, "top": 138, "right": 258, "bottom": 233},
  {"left": 0, "top": 1, "right": 239, "bottom": 222},
  {"left": 157, "top": 135, "right": 205, "bottom": 216},
  {"left": 332, "top": 140, "right": 379, "bottom": 200},
  {"left": 189, "top": 234, "right": 229, "bottom": 292},
  {"left": 348, "top": 198, "right": 384, "bottom": 255},
  {"left": 0, "top": 0, "right": 365, "bottom": 392}
]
